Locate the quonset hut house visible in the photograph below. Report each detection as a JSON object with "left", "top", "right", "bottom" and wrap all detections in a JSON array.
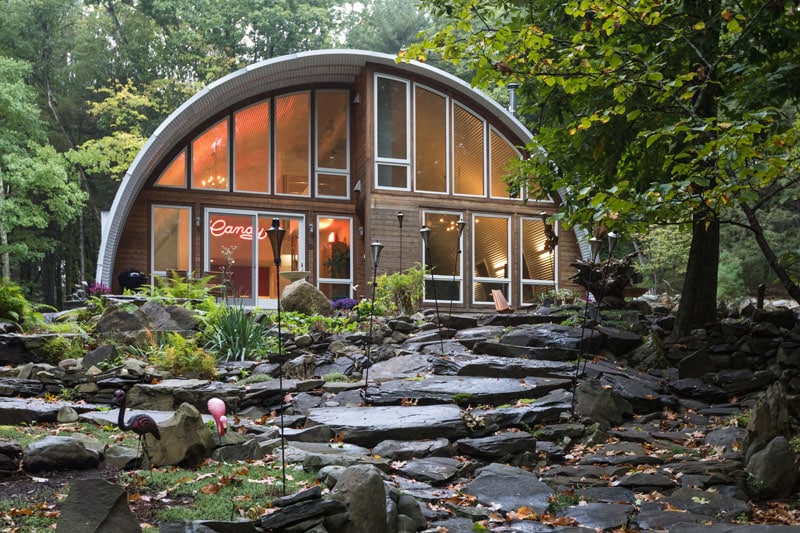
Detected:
[{"left": 96, "top": 50, "right": 587, "bottom": 311}]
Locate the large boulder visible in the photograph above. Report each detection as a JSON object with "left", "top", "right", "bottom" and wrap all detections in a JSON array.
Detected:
[
  {"left": 327, "top": 464, "right": 387, "bottom": 533},
  {"left": 147, "top": 402, "right": 214, "bottom": 467},
  {"left": 281, "top": 281, "right": 334, "bottom": 316}
]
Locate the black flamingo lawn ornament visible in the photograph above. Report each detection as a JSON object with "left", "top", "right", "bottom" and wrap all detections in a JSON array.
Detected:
[{"left": 112, "top": 389, "right": 161, "bottom": 467}]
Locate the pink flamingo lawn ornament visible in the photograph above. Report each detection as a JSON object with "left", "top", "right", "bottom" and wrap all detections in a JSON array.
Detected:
[{"left": 207, "top": 397, "right": 227, "bottom": 447}]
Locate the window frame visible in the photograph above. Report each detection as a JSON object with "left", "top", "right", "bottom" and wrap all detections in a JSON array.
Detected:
[
  {"left": 489, "top": 127, "right": 523, "bottom": 200},
  {"left": 150, "top": 204, "right": 192, "bottom": 277},
  {"left": 315, "top": 90, "right": 351, "bottom": 199},
  {"left": 452, "top": 101, "right": 487, "bottom": 198},
  {"left": 471, "top": 213, "right": 511, "bottom": 305},
  {"left": 374, "top": 74, "right": 411, "bottom": 191},
  {"left": 413, "top": 83, "right": 450, "bottom": 195},
  {"left": 274, "top": 91, "right": 312, "bottom": 198},
  {"left": 233, "top": 99, "right": 271, "bottom": 195}
]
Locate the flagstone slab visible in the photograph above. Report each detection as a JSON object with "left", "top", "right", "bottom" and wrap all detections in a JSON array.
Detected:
[
  {"left": 306, "top": 404, "right": 473, "bottom": 447},
  {"left": 364, "top": 375, "right": 572, "bottom": 406},
  {"left": 431, "top": 353, "right": 574, "bottom": 379}
]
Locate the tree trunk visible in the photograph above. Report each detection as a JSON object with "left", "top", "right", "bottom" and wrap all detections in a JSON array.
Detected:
[
  {"left": 672, "top": 209, "right": 720, "bottom": 338},
  {"left": 741, "top": 202, "right": 800, "bottom": 305}
]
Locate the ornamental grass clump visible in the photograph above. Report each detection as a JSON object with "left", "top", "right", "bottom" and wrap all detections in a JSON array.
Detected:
[{"left": 204, "top": 305, "right": 273, "bottom": 362}]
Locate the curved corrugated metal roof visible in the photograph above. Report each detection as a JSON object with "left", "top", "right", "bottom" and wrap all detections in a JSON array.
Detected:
[{"left": 96, "top": 49, "right": 587, "bottom": 285}]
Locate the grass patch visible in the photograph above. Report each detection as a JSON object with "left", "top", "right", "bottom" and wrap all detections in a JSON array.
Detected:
[
  {"left": 0, "top": 421, "right": 123, "bottom": 448},
  {"left": 121, "top": 460, "right": 317, "bottom": 523}
]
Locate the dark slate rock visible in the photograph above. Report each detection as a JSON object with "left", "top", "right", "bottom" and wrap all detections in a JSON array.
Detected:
[
  {"left": 273, "top": 485, "right": 323, "bottom": 507},
  {"left": 259, "top": 498, "right": 345, "bottom": 530},
  {"left": 599, "top": 372, "right": 663, "bottom": 414},
  {"left": 477, "top": 389, "right": 573, "bottom": 428},
  {"left": 678, "top": 350, "right": 719, "bottom": 379},
  {"left": 704, "top": 426, "right": 746, "bottom": 459},
  {"left": 634, "top": 501, "right": 716, "bottom": 530},
  {"left": 397, "top": 456, "right": 469, "bottom": 485},
  {"left": 82, "top": 344, "right": 118, "bottom": 369},
  {"left": 745, "top": 436, "right": 800, "bottom": 500},
  {"left": 452, "top": 325, "right": 505, "bottom": 348},
  {"left": 664, "top": 487, "right": 750, "bottom": 520},
  {"left": 574, "top": 378, "right": 633, "bottom": 428},
  {"left": 306, "top": 405, "right": 470, "bottom": 447},
  {"left": 667, "top": 378, "right": 730, "bottom": 402},
  {"left": 455, "top": 431, "right": 536, "bottom": 460},
  {"left": 432, "top": 353, "right": 574, "bottom": 379},
  {"left": 372, "top": 438, "right": 452, "bottom": 460},
  {"left": 463, "top": 463, "right": 554, "bottom": 514},
  {"left": 752, "top": 308, "right": 798, "bottom": 330},
  {"left": 427, "top": 517, "right": 477, "bottom": 533},
  {"left": 596, "top": 325, "right": 644, "bottom": 355},
  {"left": 367, "top": 352, "right": 432, "bottom": 381},
  {"left": 0, "top": 378, "right": 45, "bottom": 398},
  {"left": 615, "top": 471, "right": 677, "bottom": 490},
  {"left": 577, "top": 486, "right": 636, "bottom": 504},
  {"left": 540, "top": 464, "right": 631, "bottom": 487},
  {"left": 560, "top": 502, "right": 634, "bottom": 531},
  {"left": 671, "top": 525, "right": 800, "bottom": 532},
  {"left": 365, "top": 375, "right": 572, "bottom": 407},
  {"left": 24, "top": 435, "right": 100, "bottom": 473},
  {"left": 159, "top": 520, "right": 256, "bottom": 532},
  {"left": 442, "top": 314, "right": 480, "bottom": 331},
  {"left": 392, "top": 476, "right": 458, "bottom": 502},
  {"left": 56, "top": 479, "right": 140, "bottom": 533}
]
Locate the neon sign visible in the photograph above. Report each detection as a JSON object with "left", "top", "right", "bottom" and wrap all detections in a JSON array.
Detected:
[{"left": 209, "top": 219, "right": 269, "bottom": 240}]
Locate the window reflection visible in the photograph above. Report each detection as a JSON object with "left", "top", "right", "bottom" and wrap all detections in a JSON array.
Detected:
[
  {"left": 192, "top": 120, "right": 229, "bottom": 190},
  {"left": 453, "top": 104, "right": 485, "bottom": 196},
  {"left": 415, "top": 86, "right": 447, "bottom": 193},
  {"left": 275, "top": 93, "right": 310, "bottom": 195},
  {"left": 155, "top": 151, "right": 186, "bottom": 188},
  {"left": 472, "top": 215, "right": 509, "bottom": 303},
  {"left": 152, "top": 206, "right": 190, "bottom": 272},
  {"left": 318, "top": 217, "right": 352, "bottom": 300},
  {"left": 234, "top": 101, "right": 270, "bottom": 193},
  {"left": 490, "top": 129, "right": 519, "bottom": 198}
]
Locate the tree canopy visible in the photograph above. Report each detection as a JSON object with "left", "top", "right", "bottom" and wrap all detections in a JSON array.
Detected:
[{"left": 407, "top": 0, "right": 800, "bottom": 334}]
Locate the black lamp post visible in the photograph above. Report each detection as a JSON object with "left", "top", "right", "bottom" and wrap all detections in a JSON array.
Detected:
[
  {"left": 572, "top": 232, "right": 621, "bottom": 414},
  {"left": 363, "top": 241, "right": 384, "bottom": 404},
  {"left": 397, "top": 212, "right": 404, "bottom": 271},
  {"left": 448, "top": 215, "right": 466, "bottom": 319},
  {"left": 420, "top": 225, "right": 445, "bottom": 355},
  {"left": 266, "top": 218, "right": 287, "bottom": 495}
]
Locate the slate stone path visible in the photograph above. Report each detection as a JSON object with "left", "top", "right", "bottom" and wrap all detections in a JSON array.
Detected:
[{"left": 5, "top": 302, "right": 800, "bottom": 531}]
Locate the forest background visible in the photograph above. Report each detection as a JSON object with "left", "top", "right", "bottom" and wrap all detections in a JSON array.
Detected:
[{"left": 0, "top": 0, "right": 798, "bottom": 322}]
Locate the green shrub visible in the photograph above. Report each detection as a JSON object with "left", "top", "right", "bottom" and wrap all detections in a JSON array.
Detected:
[
  {"left": 147, "top": 332, "right": 217, "bottom": 379},
  {"left": 203, "top": 305, "right": 273, "bottom": 362},
  {"left": 139, "top": 271, "right": 217, "bottom": 300},
  {"left": 36, "top": 336, "right": 87, "bottom": 365},
  {"left": 373, "top": 262, "right": 426, "bottom": 315}
]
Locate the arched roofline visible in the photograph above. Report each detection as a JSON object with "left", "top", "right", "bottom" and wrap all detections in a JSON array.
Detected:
[{"left": 96, "top": 49, "right": 589, "bottom": 285}]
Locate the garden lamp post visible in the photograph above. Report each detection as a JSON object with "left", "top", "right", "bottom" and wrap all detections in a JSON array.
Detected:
[
  {"left": 397, "top": 212, "right": 404, "bottom": 271},
  {"left": 363, "top": 241, "right": 384, "bottom": 404},
  {"left": 573, "top": 232, "right": 621, "bottom": 414},
  {"left": 420, "top": 225, "right": 445, "bottom": 355},
  {"left": 448, "top": 215, "right": 466, "bottom": 319},
  {"left": 266, "top": 218, "right": 287, "bottom": 495}
]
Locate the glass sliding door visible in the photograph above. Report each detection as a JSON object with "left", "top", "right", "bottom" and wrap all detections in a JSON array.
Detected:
[
  {"left": 207, "top": 212, "right": 256, "bottom": 304},
  {"left": 257, "top": 215, "right": 303, "bottom": 305},
  {"left": 207, "top": 209, "right": 305, "bottom": 308}
]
